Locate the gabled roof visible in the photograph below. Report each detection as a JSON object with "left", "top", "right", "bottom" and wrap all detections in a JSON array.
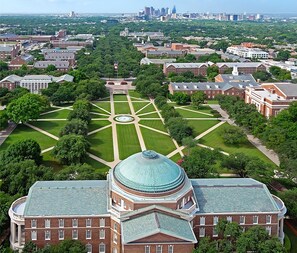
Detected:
[
  {"left": 216, "top": 62, "right": 264, "bottom": 68},
  {"left": 52, "top": 74, "right": 74, "bottom": 83},
  {"left": 122, "top": 212, "right": 197, "bottom": 244},
  {"left": 34, "top": 61, "right": 70, "bottom": 68},
  {"left": 170, "top": 82, "right": 259, "bottom": 91},
  {"left": 24, "top": 181, "right": 108, "bottom": 217},
  {"left": 165, "top": 63, "right": 207, "bottom": 68},
  {"left": 272, "top": 83, "right": 297, "bottom": 97},
  {"left": 0, "top": 74, "right": 22, "bottom": 83},
  {"left": 191, "top": 178, "right": 280, "bottom": 214}
]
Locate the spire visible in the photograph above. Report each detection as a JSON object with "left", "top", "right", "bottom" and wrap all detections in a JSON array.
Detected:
[{"left": 232, "top": 66, "right": 239, "bottom": 76}]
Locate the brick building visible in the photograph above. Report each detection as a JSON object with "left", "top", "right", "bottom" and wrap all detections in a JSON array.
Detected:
[
  {"left": 245, "top": 83, "right": 297, "bottom": 117},
  {"left": 9, "top": 151, "right": 286, "bottom": 253},
  {"left": 0, "top": 44, "right": 21, "bottom": 60},
  {"left": 216, "top": 62, "right": 266, "bottom": 74},
  {"left": 33, "top": 61, "right": 70, "bottom": 72},
  {"left": 164, "top": 63, "right": 208, "bottom": 76},
  {"left": 43, "top": 52, "right": 76, "bottom": 66}
]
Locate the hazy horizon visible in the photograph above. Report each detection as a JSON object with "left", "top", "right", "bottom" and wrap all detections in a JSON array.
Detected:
[{"left": 1, "top": 0, "right": 297, "bottom": 14}]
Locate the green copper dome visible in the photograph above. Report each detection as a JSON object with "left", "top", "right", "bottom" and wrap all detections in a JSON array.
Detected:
[{"left": 113, "top": 150, "right": 185, "bottom": 193}]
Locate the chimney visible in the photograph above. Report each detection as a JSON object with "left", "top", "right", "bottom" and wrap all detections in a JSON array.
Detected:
[{"left": 232, "top": 65, "right": 239, "bottom": 76}]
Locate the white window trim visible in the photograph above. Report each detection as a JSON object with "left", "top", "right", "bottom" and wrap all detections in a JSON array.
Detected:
[
  {"left": 266, "top": 215, "right": 272, "bottom": 224},
  {"left": 199, "top": 227, "right": 205, "bottom": 238},
  {"left": 240, "top": 216, "right": 245, "bottom": 225},
  {"left": 31, "top": 219, "right": 37, "bottom": 228},
  {"left": 100, "top": 229, "right": 105, "bottom": 239},
  {"left": 168, "top": 245, "right": 174, "bottom": 253},
  {"left": 213, "top": 216, "right": 218, "bottom": 225},
  {"left": 200, "top": 216, "right": 206, "bottom": 226},
  {"left": 100, "top": 218, "right": 105, "bottom": 228},
  {"left": 86, "top": 218, "right": 92, "bottom": 228},
  {"left": 45, "top": 230, "right": 51, "bottom": 241},
  {"left": 72, "top": 230, "right": 78, "bottom": 240},
  {"left": 99, "top": 243, "right": 106, "bottom": 253},
  {"left": 59, "top": 230, "right": 64, "bottom": 240},
  {"left": 45, "top": 219, "right": 51, "bottom": 228},
  {"left": 145, "top": 245, "right": 150, "bottom": 253},
  {"left": 253, "top": 216, "right": 259, "bottom": 224},
  {"left": 59, "top": 219, "right": 64, "bottom": 228},
  {"left": 31, "top": 231, "right": 37, "bottom": 241},
  {"left": 86, "top": 230, "right": 92, "bottom": 240},
  {"left": 72, "top": 219, "right": 78, "bottom": 228},
  {"left": 156, "top": 245, "right": 163, "bottom": 253}
]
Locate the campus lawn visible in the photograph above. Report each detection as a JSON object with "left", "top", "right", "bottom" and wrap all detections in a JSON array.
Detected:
[
  {"left": 132, "top": 102, "right": 150, "bottom": 113},
  {"left": 187, "top": 120, "right": 220, "bottom": 136},
  {"left": 114, "top": 102, "right": 131, "bottom": 115},
  {"left": 29, "top": 121, "right": 68, "bottom": 137},
  {"left": 88, "top": 120, "right": 111, "bottom": 133},
  {"left": 129, "top": 91, "right": 148, "bottom": 100},
  {"left": 90, "top": 113, "right": 110, "bottom": 119},
  {"left": 176, "top": 108, "right": 214, "bottom": 118},
  {"left": 200, "top": 123, "right": 276, "bottom": 165},
  {"left": 87, "top": 126, "right": 114, "bottom": 162},
  {"left": 85, "top": 156, "right": 110, "bottom": 174},
  {"left": 184, "top": 105, "right": 214, "bottom": 114},
  {"left": 139, "top": 120, "right": 167, "bottom": 132},
  {"left": 205, "top": 100, "right": 219, "bottom": 105},
  {"left": 0, "top": 124, "right": 57, "bottom": 151},
  {"left": 93, "top": 101, "right": 111, "bottom": 113},
  {"left": 137, "top": 104, "right": 156, "bottom": 115},
  {"left": 42, "top": 151, "right": 65, "bottom": 172},
  {"left": 139, "top": 112, "right": 160, "bottom": 119},
  {"left": 39, "top": 109, "right": 70, "bottom": 119},
  {"left": 170, "top": 153, "right": 182, "bottom": 163},
  {"left": 140, "top": 127, "right": 176, "bottom": 155},
  {"left": 90, "top": 104, "right": 110, "bottom": 115},
  {"left": 117, "top": 124, "right": 141, "bottom": 160},
  {"left": 113, "top": 94, "right": 128, "bottom": 101}
]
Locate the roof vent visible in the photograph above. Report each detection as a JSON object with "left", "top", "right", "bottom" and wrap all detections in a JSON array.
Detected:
[{"left": 142, "top": 150, "right": 159, "bottom": 160}]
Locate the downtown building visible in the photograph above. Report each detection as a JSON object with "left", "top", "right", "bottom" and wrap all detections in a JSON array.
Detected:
[{"left": 9, "top": 151, "right": 286, "bottom": 253}]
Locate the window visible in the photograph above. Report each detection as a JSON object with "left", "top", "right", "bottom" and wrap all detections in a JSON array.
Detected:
[
  {"left": 99, "top": 243, "right": 106, "bottom": 253},
  {"left": 31, "top": 219, "right": 37, "bottom": 228},
  {"left": 72, "top": 219, "right": 78, "bottom": 228},
  {"left": 59, "top": 230, "right": 64, "bottom": 240},
  {"left": 200, "top": 217, "right": 205, "bottom": 225},
  {"left": 168, "top": 245, "right": 174, "bottom": 253},
  {"left": 59, "top": 219, "right": 64, "bottom": 228},
  {"left": 86, "top": 244, "right": 92, "bottom": 253},
  {"left": 100, "top": 229, "right": 105, "bottom": 239},
  {"left": 227, "top": 216, "right": 232, "bottom": 223},
  {"left": 145, "top": 246, "right": 150, "bottom": 253},
  {"left": 253, "top": 216, "right": 258, "bottom": 224},
  {"left": 199, "top": 227, "right": 205, "bottom": 237},
  {"left": 72, "top": 230, "right": 78, "bottom": 240},
  {"left": 86, "top": 230, "right": 91, "bottom": 239},
  {"left": 112, "top": 249, "right": 117, "bottom": 253},
  {"left": 86, "top": 218, "right": 92, "bottom": 227},
  {"left": 266, "top": 226, "right": 272, "bottom": 236},
  {"left": 156, "top": 245, "right": 162, "bottom": 253},
  {"left": 31, "top": 231, "right": 37, "bottom": 241},
  {"left": 100, "top": 218, "right": 105, "bottom": 227},
  {"left": 240, "top": 216, "right": 245, "bottom": 225},
  {"left": 113, "top": 233, "right": 118, "bottom": 244},
  {"left": 45, "top": 219, "right": 50, "bottom": 228},
  {"left": 114, "top": 223, "right": 118, "bottom": 231},
  {"left": 213, "top": 227, "right": 218, "bottom": 237},
  {"left": 266, "top": 215, "right": 272, "bottom": 224},
  {"left": 45, "top": 230, "right": 51, "bottom": 240},
  {"left": 213, "top": 216, "right": 219, "bottom": 225}
]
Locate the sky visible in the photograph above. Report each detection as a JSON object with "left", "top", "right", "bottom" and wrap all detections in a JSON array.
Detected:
[{"left": 0, "top": 0, "right": 297, "bottom": 14}]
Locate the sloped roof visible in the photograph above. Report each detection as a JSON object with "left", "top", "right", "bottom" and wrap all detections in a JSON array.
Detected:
[
  {"left": 216, "top": 62, "right": 264, "bottom": 68},
  {"left": 165, "top": 62, "right": 207, "bottom": 68},
  {"left": 24, "top": 181, "right": 108, "bottom": 217},
  {"left": 170, "top": 82, "right": 258, "bottom": 91},
  {"left": 52, "top": 74, "right": 74, "bottom": 83},
  {"left": 0, "top": 74, "right": 22, "bottom": 83},
  {"left": 122, "top": 212, "right": 197, "bottom": 244},
  {"left": 191, "top": 178, "right": 280, "bottom": 214},
  {"left": 273, "top": 83, "right": 297, "bottom": 97}
]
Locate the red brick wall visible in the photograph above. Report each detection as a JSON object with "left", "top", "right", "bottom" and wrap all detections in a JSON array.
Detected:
[{"left": 124, "top": 243, "right": 194, "bottom": 253}]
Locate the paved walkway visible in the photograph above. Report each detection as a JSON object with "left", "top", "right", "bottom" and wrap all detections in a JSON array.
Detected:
[
  {"left": 209, "top": 105, "right": 280, "bottom": 166},
  {"left": 110, "top": 92, "right": 120, "bottom": 163},
  {"left": 0, "top": 122, "right": 16, "bottom": 146}
]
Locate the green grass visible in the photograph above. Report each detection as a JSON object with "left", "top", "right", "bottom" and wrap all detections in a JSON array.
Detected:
[
  {"left": 114, "top": 102, "right": 131, "bottom": 115},
  {"left": 90, "top": 113, "right": 110, "bottom": 119},
  {"left": 132, "top": 102, "right": 150, "bottom": 113},
  {"left": 187, "top": 120, "right": 220, "bottom": 136},
  {"left": 42, "top": 151, "right": 65, "bottom": 172},
  {"left": 39, "top": 109, "right": 70, "bottom": 119},
  {"left": 113, "top": 94, "right": 128, "bottom": 101},
  {"left": 176, "top": 108, "right": 214, "bottom": 118},
  {"left": 29, "top": 121, "right": 68, "bottom": 137},
  {"left": 90, "top": 104, "right": 110, "bottom": 115},
  {"left": 87, "top": 126, "right": 114, "bottom": 162},
  {"left": 117, "top": 124, "right": 141, "bottom": 160},
  {"left": 200, "top": 123, "right": 276, "bottom": 165},
  {"left": 93, "top": 101, "right": 111, "bottom": 113},
  {"left": 88, "top": 120, "right": 111, "bottom": 133},
  {"left": 0, "top": 124, "right": 57, "bottom": 151},
  {"left": 170, "top": 153, "right": 182, "bottom": 163},
  {"left": 137, "top": 104, "right": 156, "bottom": 115},
  {"left": 206, "top": 100, "right": 219, "bottom": 105},
  {"left": 139, "top": 112, "right": 160, "bottom": 118},
  {"left": 139, "top": 120, "right": 167, "bottom": 132},
  {"left": 141, "top": 127, "right": 176, "bottom": 155},
  {"left": 184, "top": 105, "right": 214, "bottom": 114},
  {"left": 85, "top": 157, "right": 110, "bottom": 174},
  {"left": 129, "top": 91, "right": 149, "bottom": 100}
]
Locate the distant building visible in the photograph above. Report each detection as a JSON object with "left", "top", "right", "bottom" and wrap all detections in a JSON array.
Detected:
[
  {"left": 43, "top": 52, "right": 76, "bottom": 66},
  {"left": 215, "top": 62, "right": 266, "bottom": 74},
  {"left": 0, "top": 74, "right": 74, "bottom": 93},
  {"left": 140, "top": 57, "right": 176, "bottom": 67},
  {"left": 227, "top": 46, "right": 268, "bottom": 59},
  {"left": 51, "top": 40, "right": 93, "bottom": 49},
  {"left": 190, "top": 48, "right": 217, "bottom": 59},
  {"left": 9, "top": 151, "right": 286, "bottom": 252},
  {"left": 120, "top": 28, "right": 165, "bottom": 40},
  {"left": 0, "top": 44, "right": 20, "bottom": 60},
  {"left": 147, "top": 50, "right": 186, "bottom": 58},
  {"left": 9, "top": 54, "right": 34, "bottom": 70},
  {"left": 164, "top": 63, "right": 208, "bottom": 76},
  {"left": 34, "top": 61, "right": 70, "bottom": 72},
  {"left": 245, "top": 83, "right": 297, "bottom": 117}
]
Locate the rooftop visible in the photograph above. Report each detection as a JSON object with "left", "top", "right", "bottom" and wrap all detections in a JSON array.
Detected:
[
  {"left": 165, "top": 63, "right": 207, "bottom": 68},
  {"left": 191, "top": 178, "right": 280, "bottom": 214},
  {"left": 24, "top": 181, "right": 108, "bottom": 217}
]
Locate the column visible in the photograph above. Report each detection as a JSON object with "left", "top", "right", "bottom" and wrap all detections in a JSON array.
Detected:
[
  {"left": 10, "top": 222, "right": 16, "bottom": 244},
  {"left": 18, "top": 224, "right": 22, "bottom": 246},
  {"left": 280, "top": 218, "right": 284, "bottom": 239}
]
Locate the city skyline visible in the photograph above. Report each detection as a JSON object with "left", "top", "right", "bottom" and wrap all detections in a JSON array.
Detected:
[{"left": 1, "top": 0, "right": 297, "bottom": 14}]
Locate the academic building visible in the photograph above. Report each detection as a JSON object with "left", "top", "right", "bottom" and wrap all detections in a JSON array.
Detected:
[{"left": 9, "top": 151, "right": 286, "bottom": 253}]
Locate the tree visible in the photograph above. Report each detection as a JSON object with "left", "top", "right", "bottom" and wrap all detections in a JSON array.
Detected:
[
  {"left": 72, "top": 99, "right": 91, "bottom": 111},
  {"left": 258, "top": 237, "right": 287, "bottom": 253},
  {"left": 193, "top": 237, "right": 217, "bottom": 253},
  {"left": 279, "top": 188, "right": 297, "bottom": 218},
  {"left": 68, "top": 108, "right": 91, "bottom": 124},
  {"left": 46, "top": 64, "right": 57, "bottom": 72},
  {"left": 172, "top": 92, "right": 190, "bottom": 105},
  {"left": 50, "top": 83, "right": 76, "bottom": 105},
  {"left": 191, "top": 91, "right": 207, "bottom": 109},
  {"left": 166, "top": 117, "right": 193, "bottom": 143},
  {"left": 55, "top": 163, "right": 106, "bottom": 180},
  {"left": 276, "top": 50, "right": 290, "bottom": 61},
  {"left": 182, "top": 148, "right": 219, "bottom": 178},
  {"left": 161, "top": 104, "right": 180, "bottom": 122},
  {"left": 207, "top": 66, "right": 219, "bottom": 81},
  {"left": 0, "top": 139, "right": 42, "bottom": 165},
  {"left": 182, "top": 137, "right": 198, "bottom": 156},
  {"left": 76, "top": 79, "right": 108, "bottom": 100},
  {"left": 253, "top": 70, "right": 271, "bottom": 81},
  {"left": 6, "top": 94, "right": 49, "bottom": 123},
  {"left": 0, "top": 111, "right": 8, "bottom": 130},
  {"left": 52, "top": 134, "right": 90, "bottom": 165},
  {"left": 154, "top": 96, "right": 167, "bottom": 109},
  {"left": 51, "top": 240, "right": 87, "bottom": 253},
  {"left": 221, "top": 126, "right": 246, "bottom": 145},
  {"left": 0, "top": 61, "right": 8, "bottom": 71},
  {"left": 60, "top": 119, "right": 89, "bottom": 137}
]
